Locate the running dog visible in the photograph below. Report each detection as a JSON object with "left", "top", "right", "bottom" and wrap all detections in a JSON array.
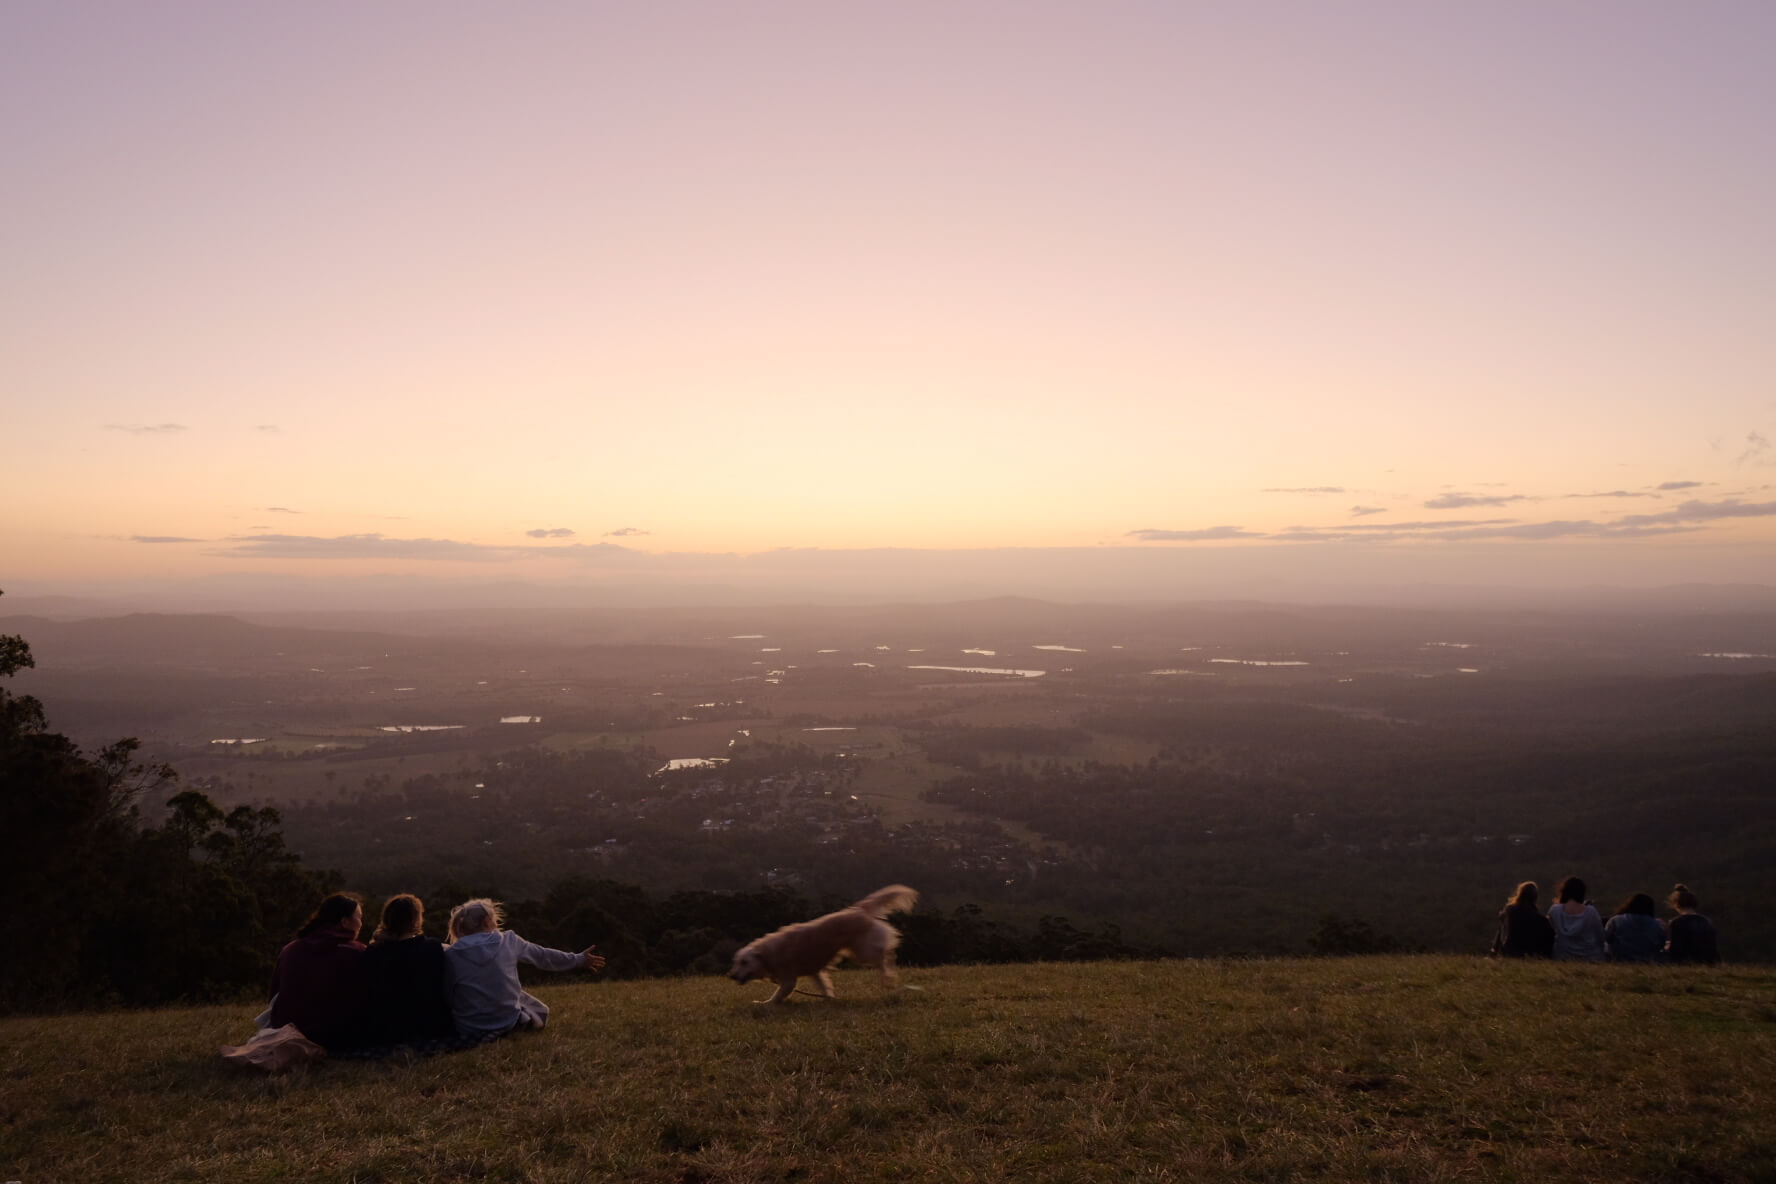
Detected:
[{"left": 728, "top": 885, "right": 918, "bottom": 1003}]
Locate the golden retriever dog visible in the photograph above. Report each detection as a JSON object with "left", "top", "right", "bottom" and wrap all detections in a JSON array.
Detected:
[{"left": 728, "top": 885, "right": 918, "bottom": 1003}]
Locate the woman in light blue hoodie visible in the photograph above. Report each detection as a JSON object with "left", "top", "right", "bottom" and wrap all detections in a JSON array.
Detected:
[
  {"left": 1547, "top": 875, "right": 1607, "bottom": 963},
  {"left": 442, "top": 898, "right": 605, "bottom": 1036}
]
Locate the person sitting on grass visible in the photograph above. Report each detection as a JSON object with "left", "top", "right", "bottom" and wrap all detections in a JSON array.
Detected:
[
  {"left": 1491, "top": 880, "right": 1554, "bottom": 958},
  {"left": 1665, "top": 884, "right": 1721, "bottom": 966},
  {"left": 1547, "top": 875, "right": 1606, "bottom": 963},
  {"left": 1603, "top": 893, "right": 1666, "bottom": 963},
  {"left": 359, "top": 893, "right": 455, "bottom": 1047},
  {"left": 442, "top": 898, "right": 606, "bottom": 1037},
  {"left": 267, "top": 892, "right": 369, "bottom": 1050}
]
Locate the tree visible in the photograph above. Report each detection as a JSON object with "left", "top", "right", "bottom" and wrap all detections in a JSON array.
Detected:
[{"left": 0, "top": 591, "right": 327, "bottom": 1011}]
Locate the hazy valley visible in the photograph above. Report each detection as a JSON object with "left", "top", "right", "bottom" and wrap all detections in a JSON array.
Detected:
[{"left": 9, "top": 596, "right": 1774, "bottom": 962}]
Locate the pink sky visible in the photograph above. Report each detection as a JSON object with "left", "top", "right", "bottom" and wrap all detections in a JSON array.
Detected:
[{"left": 5, "top": 2, "right": 1776, "bottom": 604}]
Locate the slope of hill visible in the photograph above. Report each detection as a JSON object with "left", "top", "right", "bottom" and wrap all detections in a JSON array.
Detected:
[{"left": 4, "top": 956, "right": 1772, "bottom": 1183}]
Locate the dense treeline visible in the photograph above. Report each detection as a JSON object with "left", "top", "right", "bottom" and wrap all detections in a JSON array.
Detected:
[{"left": 906, "top": 724, "right": 1094, "bottom": 769}]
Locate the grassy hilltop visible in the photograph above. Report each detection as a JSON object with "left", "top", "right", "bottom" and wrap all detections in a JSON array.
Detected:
[{"left": 4, "top": 957, "right": 1774, "bottom": 1183}]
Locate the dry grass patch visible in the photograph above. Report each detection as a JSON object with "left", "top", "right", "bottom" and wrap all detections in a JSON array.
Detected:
[{"left": 4, "top": 958, "right": 1774, "bottom": 1182}]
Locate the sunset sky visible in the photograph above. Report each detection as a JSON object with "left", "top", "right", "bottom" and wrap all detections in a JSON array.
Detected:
[{"left": 6, "top": 2, "right": 1776, "bottom": 604}]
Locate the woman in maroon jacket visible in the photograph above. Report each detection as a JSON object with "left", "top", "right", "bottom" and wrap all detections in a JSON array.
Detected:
[{"left": 267, "top": 893, "right": 369, "bottom": 1050}]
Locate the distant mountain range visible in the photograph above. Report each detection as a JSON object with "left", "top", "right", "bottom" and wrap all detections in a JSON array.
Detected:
[{"left": 7, "top": 579, "right": 1776, "bottom": 624}]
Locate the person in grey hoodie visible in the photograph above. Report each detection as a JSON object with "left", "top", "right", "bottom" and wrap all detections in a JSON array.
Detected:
[
  {"left": 442, "top": 898, "right": 605, "bottom": 1036},
  {"left": 1547, "top": 875, "right": 1607, "bottom": 963}
]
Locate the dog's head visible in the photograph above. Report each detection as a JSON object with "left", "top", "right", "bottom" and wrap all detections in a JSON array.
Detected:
[{"left": 728, "top": 942, "right": 768, "bottom": 984}]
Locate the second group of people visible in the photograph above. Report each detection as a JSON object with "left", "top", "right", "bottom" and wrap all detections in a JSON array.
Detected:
[{"left": 1493, "top": 878, "right": 1719, "bottom": 964}]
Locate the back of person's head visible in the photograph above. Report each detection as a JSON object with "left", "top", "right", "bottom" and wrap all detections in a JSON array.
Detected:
[
  {"left": 1616, "top": 892, "right": 1656, "bottom": 917},
  {"left": 1509, "top": 881, "right": 1538, "bottom": 908},
  {"left": 297, "top": 892, "right": 364, "bottom": 938},
  {"left": 373, "top": 893, "right": 425, "bottom": 943},
  {"left": 1555, "top": 876, "right": 1587, "bottom": 904},
  {"left": 1669, "top": 883, "right": 1700, "bottom": 912},
  {"left": 448, "top": 897, "right": 504, "bottom": 942}
]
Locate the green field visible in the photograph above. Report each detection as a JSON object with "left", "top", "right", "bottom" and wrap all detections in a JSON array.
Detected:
[{"left": 5, "top": 956, "right": 1773, "bottom": 1182}]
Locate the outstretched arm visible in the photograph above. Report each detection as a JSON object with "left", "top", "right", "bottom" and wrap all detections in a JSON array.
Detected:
[{"left": 513, "top": 933, "right": 605, "bottom": 974}]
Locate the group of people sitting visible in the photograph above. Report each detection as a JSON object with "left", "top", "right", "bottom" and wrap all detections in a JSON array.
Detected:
[
  {"left": 263, "top": 892, "right": 605, "bottom": 1053},
  {"left": 1491, "top": 877, "right": 1720, "bottom": 964}
]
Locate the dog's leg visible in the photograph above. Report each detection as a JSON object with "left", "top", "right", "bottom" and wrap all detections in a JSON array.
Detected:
[
  {"left": 816, "top": 970, "right": 836, "bottom": 998},
  {"left": 762, "top": 974, "right": 797, "bottom": 1004},
  {"left": 879, "top": 947, "right": 900, "bottom": 991}
]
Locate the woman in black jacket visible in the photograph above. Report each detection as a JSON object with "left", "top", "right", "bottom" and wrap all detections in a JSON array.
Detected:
[
  {"left": 360, "top": 894, "right": 456, "bottom": 1046},
  {"left": 1491, "top": 880, "right": 1554, "bottom": 958}
]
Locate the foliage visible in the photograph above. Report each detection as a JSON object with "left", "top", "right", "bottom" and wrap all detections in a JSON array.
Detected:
[
  {"left": 1307, "top": 913, "right": 1422, "bottom": 956},
  {"left": 444, "top": 879, "right": 1153, "bottom": 981},
  {"left": 909, "top": 724, "right": 1092, "bottom": 769},
  {"left": 0, "top": 595, "right": 327, "bottom": 1012}
]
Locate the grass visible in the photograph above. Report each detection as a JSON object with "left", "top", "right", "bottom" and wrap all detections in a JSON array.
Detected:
[{"left": 4, "top": 957, "right": 1775, "bottom": 1182}]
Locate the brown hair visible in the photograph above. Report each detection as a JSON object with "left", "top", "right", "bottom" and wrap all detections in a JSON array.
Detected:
[
  {"left": 297, "top": 892, "right": 363, "bottom": 939},
  {"left": 1555, "top": 876, "right": 1587, "bottom": 905},
  {"left": 1507, "top": 881, "right": 1538, "bottom": 908},
  {"left": 1669, "top": 883, "right": 1700, "bottom": 911},
  {"left": 372, "top": 893, "right": 424, "bottom": 943}
]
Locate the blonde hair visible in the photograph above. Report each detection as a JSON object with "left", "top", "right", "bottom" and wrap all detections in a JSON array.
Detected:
[{"left": 448, "top": 897, "right": 504, "bottom": 942}]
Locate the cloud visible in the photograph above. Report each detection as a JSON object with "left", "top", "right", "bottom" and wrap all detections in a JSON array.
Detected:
[
  {"left": 1126, "top": 526, "right": 1265, "bottom": 542},
  {"left": 214, "top": 533, "right": 642, "bottom": 563},
  {"left": 255, "top": 424, "right": 280, "bottom": 434},
  {"left": 1282, "top": 497, "right": 1776, "bottom": 544},
  {"left": 1424, "top": 492, "right": 1529, "bottom": 509},
  {"left": 1656, "top": 480, "right": 1702, "bottom": 491},
  {"left": 105, "top": 423, "right": 186, "bottom": 434},
  {"left": 1336, "top": 518, "right": 1520, "bottom": 532},
  {"left": 263, "top": 507, "right": 301, "bottom": 514},
  {"left": 526, "top": 527, "right": 576, "bottom": 539},
  {"left": 1273, "top": 519, "right": 1696, "bottom": 544},
  {"left": 1271, "top": 518, "right": 1520, "bottom": 541},
  {"left": 1565, "top": 490, "right": 1653, "bottom": 499},
  {"left": 1349, "top": 505, "right": 1387, "bottom": 517},
  {"left": 1738, "top": 432, "right": 1771, "bottom": 467},
  {"left": 1614, "top": 497, "right": 1776, "bottom": 529},
  {"left": 1262, "top": 486, "right": 1345, "bottom": 495},
  {"left": 604, "top": 526, "right": 651, "bottom": 537},
  {"left": 129, "top": 535, "right": 204, "bottom": 544}
]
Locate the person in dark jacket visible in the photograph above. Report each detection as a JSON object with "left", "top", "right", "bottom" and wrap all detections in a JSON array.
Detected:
[
  {"left": 358, "top": 894, "right": 455, "bottom": 1046},
  {"left": 1491, "top": 880, "right": 1554, "bottom": 958},
  {"left": 1604, "top": 893, "right": 1666, "bottom": 963},
  {"left": 267, "top": 893, "right": 369, "bottom": 1050},
  {"left": 1665, "top": 884, "right": 1721, "bottom": 965}
]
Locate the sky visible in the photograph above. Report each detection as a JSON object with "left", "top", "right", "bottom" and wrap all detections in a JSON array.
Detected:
[{"left": 5, "top": 2, "right": 1776, "bottom": 606}]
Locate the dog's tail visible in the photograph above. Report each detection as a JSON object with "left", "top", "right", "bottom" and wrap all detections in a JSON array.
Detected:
[{"left": 852, "top": 884, "right": 918, "bottom": 919}]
